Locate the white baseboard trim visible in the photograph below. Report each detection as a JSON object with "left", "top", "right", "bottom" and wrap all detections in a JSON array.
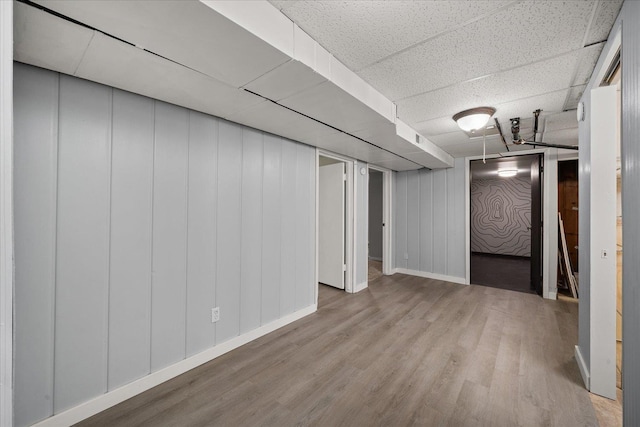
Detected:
[
  {"left": 32, "top": 304, "right": 317, "bottom": 427},
  {"left": 395, "top": 268, "right": 467, "bottom": 285},
  {"left": 575, "top": 345, "right": 590, "bottom": 390},
  {"left": 353, "top": 281, "right": 368, "bottom": 293},
  {"left": 368, "top": 256, "right": 382, "bottom": 262}
]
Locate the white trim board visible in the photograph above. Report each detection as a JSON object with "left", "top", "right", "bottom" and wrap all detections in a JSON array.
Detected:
[
  {"left": 575, "top": 345, "right": 590, "bottom": 390},
  {"left": 0, "top": 1, "right": 13, "bottom": 426},
  {"left": 367, "top": 164, "right": 393, "bottom": 277},
  {"left": 394, "top": 268, "right": 467, "bottom": 285},
  {"left": 32, "top": 305, "right": 317, "bottom": 427},
  {"left": 353, "top": 281, "right": 368, "bottom": 293}
]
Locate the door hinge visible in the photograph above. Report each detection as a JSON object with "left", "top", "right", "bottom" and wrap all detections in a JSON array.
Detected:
[{"left": 343, "top": 264, "right": 347, "bottom": 272}]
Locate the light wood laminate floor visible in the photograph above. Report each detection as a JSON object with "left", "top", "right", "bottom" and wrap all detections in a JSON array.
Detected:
[{"left": 77, "top": 273, "right": 598, "bottom": 426}]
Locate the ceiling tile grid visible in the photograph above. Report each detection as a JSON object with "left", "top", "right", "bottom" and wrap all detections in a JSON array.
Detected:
[
  {"left": 358, "top": 1, "right": 595, "bottom": 101},
  {"left": 270, "top": 0, "right": 513, "bottom": 71}
]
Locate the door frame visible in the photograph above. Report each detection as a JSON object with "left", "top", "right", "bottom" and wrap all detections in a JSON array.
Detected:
[
  {"left": 465, "top": 148, "right": 558, "bottom": 299},
  {"left": 315, "top": 149, "right": 355, "bottom": 304},
  {"left": 0, "top": 1, "right": 13, "bottom": 425},
  {"left": 367, "top": 164, "right": 393, "bottom": 276}
]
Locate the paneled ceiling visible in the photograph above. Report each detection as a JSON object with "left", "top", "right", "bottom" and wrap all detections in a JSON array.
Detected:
[
  {"left": 270, "top": 0, "right": 623, "bottom": 157},
  {"left": 13, "top": 0, "right": 622, "bottom": 169}
]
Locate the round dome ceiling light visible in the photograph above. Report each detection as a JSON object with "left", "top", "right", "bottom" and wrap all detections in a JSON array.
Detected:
[{"left": 452, "top": 107, "right": 496, "bottom": 133}]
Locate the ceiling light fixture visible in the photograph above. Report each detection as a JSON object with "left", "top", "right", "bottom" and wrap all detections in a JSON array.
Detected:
[
  {"left": 453, "top": 107, "right": 496, "bottom": 133},
  {"left": 498, "top": 169, "right": 518, "bottom": 178}
]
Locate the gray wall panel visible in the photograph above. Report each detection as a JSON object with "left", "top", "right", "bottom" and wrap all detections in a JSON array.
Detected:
[
  {"left": 306, "top": 148, "right": 317, "bottom": 304},
  {"left": 186, "top": 111, "right": 218, "bottom": 356},
  {"left": 394, "top": 172, "right": 408, "bottom": 269},
  {"left": 262, "top": 135, "right": 282, "bottom": 323},
  {"left": 394, "top": 162, "right": 466, "bottom": 281},
  {"left": 14, "top": 64, "right": 58, "bottom": 427},
  {"left": 54, "top": 75, "right": 111, "bottom": 412},
  {"left": 151, "top": 102, "right": 189, "bottom": 371},
  {"left": 451, "top": 158, "right": 466, "bottom": 277},
  {"left": 216, "top": 121, "right": 243, "bottom": 342},
  {"left": 108, "top": 90, "right": 154, "bottom": 389},
  {"left": 419, "top": 171, "right": 433, "bottom": 273},
  {"left": 14, "top": 65, "right": 317, "bottom": 422},
  {"left": 295, "top": 144, "right": 314, "bottom": 309},
  {"left": 621, "top": 2, "right": 640, "bottom": 423},
  {"left": 240, "top": 128, "right": 264, "bottom": 333},
  {"left": 356, "top": 161, "right": 369, "bottom": 286},
  {"left": 280, "top": 140, "right": 297, "bottom": 314},
  {"left": 406, "top": 171, "right": 420, "bottom": 271},
  {"left": 432, "top": 169, "right": 447, "bottom": 274}
]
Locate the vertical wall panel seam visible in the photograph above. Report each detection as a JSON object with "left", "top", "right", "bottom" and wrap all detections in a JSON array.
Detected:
[
  {"left": 293, "top": 146, "right": 297, "bottom": 307},
  {"left": 238, "top": 129, "right": 244, "bottom": 336},
  {"left": 184, "top": 111, "right": 191, "bottom": 358},
  {"left": 213, "top": 119, "right": 219, "bottom": 346},
  {"left": 51, "top": 71, "right": 61, "bottom": 416},
  {"left": 430, "top": 172, "right": 434, "bottom": 273},
  {"left": 259, "top": 136, "right": 264, "bottom": 325},
  {"left": 418, "top": 171, "right": 422, "bottom": 271},
  {"left": 148, "top": 101, "right": 156, "bottom": 373},
  {"left": 277, "top": 138, "right": 284, "bottom": 318},
  {"left": 105, "top": 87, "right": 114, "bottom": 391},
  {"left": 445, "top": 171, "right": 448, "bottom": 275}
]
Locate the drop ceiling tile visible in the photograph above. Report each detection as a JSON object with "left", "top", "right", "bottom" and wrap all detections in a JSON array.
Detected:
[
  {"left": 585, "top": 0, "right": 623, "bottom": 46},
  {"left": 396, "top": 51, "right": 581, "bottom": 125},
  {"left": 35, "top": 0, "right": 291, "bottom": 88},
  {"left": 565, "top": 84, "right": 587, "bottom": 110},
  {"left": 544, "top": 111, "right": 579, "bottom": 132},
  {"left": 271, "top": 0, "right": 512, "bottom": 71},
  {"left": 75, "top": 32, "right": 264, "bottom": 119},
  {"left": 14, "top": 2, "right": 94, "bottom": 76},
  {"left": 414, "top": 116, "right": 460, "bottom": 137},
  {"left": 429, "top": 132, "right": 471, "bottom": 148},
  {"left": 491, "top": 90, "right": 569, "bottom": 127},
  {"left": 243, "top": 60, "right": 327, "bottom": 101},
  {"left": 359, "top": 1, "right": 594, "bottom": 101},
  {"left": 443, "top": 138, "right": 506, "bottom": 158},
  {"left": 573, "top": 43, "right": 605, "bottom": 86},
  {"left": 542, "top": 128, "right": 579, "bottom": 146}
]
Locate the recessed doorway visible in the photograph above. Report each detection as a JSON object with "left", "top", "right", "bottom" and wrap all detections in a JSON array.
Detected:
[{"left": 469, "top": 154, "right": 543, "bottom": 294}]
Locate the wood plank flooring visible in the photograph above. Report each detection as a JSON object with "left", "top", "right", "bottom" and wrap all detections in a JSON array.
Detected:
[{"left": 77, "top": 273, "right": 598, "bottom": 426}]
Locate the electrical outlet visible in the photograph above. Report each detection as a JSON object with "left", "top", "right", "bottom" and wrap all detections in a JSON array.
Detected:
[{"left": 211, "top": 307, "right": 220, "bottom": 323}]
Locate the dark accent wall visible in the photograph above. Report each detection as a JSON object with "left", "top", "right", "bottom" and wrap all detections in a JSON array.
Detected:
[{"left": 470, "top": 176, "right": 531, "bottom": 257}]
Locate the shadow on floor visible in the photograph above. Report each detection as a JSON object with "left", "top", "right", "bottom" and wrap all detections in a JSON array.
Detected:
[{"left": 470, "top": 252, "right": 534, "bottom": 294}]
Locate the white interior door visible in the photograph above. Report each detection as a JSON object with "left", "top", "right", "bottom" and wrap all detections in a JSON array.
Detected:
[{"left": 319, "top": 162, "right": 345, "bottom": 289}]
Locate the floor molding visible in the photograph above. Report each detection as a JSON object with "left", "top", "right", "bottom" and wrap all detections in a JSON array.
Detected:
[
  {"left": 575, "top": 345, "right": 590, "bottom": 390},
  {"left": 353, "top": 281, "right": 368, "bottom": 293},
  {"left": 395, "top": 268, "right": 467, "bottom": 285},
  {"left": 32, "top": 305, "right": 317, "bottom": 427}
]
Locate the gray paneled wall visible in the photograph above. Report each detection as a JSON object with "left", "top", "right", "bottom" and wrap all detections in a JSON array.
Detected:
[
  {"left": 470, "top": 176, "right": 531, "bottom": 257},
  {"left": 393, "top": 158, "right": 466, "bottom": 280},
  {"left": 622, "top": 1, "right": 640, "bottom": 423},
  {"left": 13, "top": 63, "right": 316, "bottom": 427}
]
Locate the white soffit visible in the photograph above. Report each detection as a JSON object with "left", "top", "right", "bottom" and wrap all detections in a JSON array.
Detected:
[
  {"left": 32, "top": 0, "right": 292, "bottom": 88},
  {"left": 75, "top": 32, "right": 264, "bottom": 120},
  {"left": 24, "top": 0, "right": 447, "bottom": 170},
  {"left": 13, "top": 2, "right": 94, "bottom": 76}
]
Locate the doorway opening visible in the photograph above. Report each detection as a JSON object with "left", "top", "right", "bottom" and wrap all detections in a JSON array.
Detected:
[
  {"left": 368, "top": 169, "right": 384, "bottom": 282},
  {"left": 469, "top": 154, "right": 543, "bottom": 294},
  {"left": 316, "top": 152, "right": 354, "bottom": 305}
]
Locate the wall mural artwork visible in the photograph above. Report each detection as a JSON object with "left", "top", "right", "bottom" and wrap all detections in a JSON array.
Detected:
[{"left": 471, "top": 175, "right": 531, "bottom": 257}]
